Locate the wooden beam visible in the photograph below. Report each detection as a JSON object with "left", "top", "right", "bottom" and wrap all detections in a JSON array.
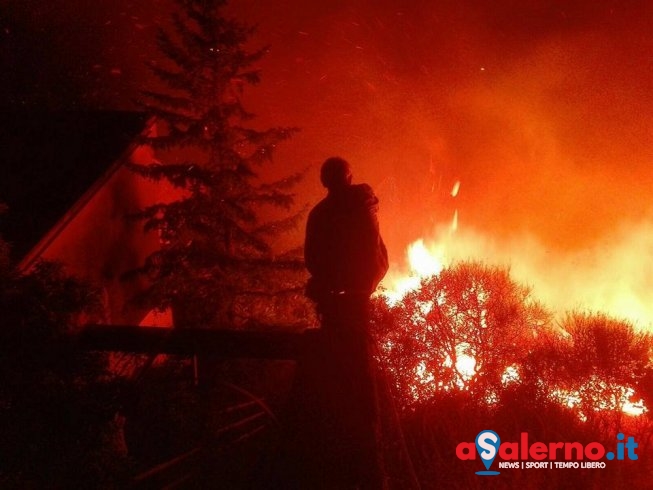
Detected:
[{"left": 78, "top": 325, "right": 307, "bottom": 360}]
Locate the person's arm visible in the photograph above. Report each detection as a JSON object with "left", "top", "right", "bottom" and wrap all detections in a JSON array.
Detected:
[
  {"left": 304, "top": 209, "right": 319, "bottom": 276},
  {"left": 355, "top": 185, "right": 389, "bottom": 290}
]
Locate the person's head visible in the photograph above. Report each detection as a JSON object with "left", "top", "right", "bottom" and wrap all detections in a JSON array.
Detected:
[{"left": 320, "top": 157, "right": 352, "bottom": 191}]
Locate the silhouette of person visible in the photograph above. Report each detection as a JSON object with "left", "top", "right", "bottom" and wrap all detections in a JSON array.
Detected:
[
  {"left": 299, "top": 157, "right": 388, "bottom": 489},
  {"left": 305, "top": 156, "right": 388, "bottom": 311}
]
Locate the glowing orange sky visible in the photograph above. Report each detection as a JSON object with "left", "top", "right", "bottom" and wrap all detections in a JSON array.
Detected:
[
  {"left": 4, "top": 0, "right": 653, "bottom": 321},
  {"left": 221, "top": 1, "right": 653, "bottom": 257}
]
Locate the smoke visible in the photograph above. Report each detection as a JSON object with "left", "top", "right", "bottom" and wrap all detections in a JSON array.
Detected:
[
  {"left": 6, "top": 0, "right": 653, "bottom": 323},
  {"left": 392, "top": 219, "right": 653, "bottom": 329},
  {"left": 246, "top": 0, "right": 653, "bottom": 326},
  {"left": 241, "top": 0, "right": 653, "bottom": 242}
]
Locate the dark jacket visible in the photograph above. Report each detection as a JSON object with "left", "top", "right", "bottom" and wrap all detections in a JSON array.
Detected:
[{"left": 304, "top": 183, "right": 388, "bottom": 298}]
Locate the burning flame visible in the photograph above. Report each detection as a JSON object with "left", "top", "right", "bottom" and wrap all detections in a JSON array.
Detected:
[
  {"left": 451, "top": 180, "right": 460, "bottom": 197},
  {"left": 382, "top": 239, "right": 446, "bottom": 305},
  {"left": 382, "top": 181, "right": 460, "bottom": 304},
  {"left": 377, "top": 179, "right": 646, "bottom": 416}
]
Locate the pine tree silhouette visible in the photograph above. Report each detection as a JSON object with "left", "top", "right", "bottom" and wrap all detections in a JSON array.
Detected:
[{"left": 129, "top": 0, "right": 304, "bottom": 328}]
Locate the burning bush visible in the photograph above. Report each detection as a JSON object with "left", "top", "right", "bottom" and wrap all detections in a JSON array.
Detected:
[
  {"left": 371, "top": 261, "right": 549, "bottom": 407},
  {"left": 372, "top": 259, "right": 653, "bottom": 488},
  {"left": 522, "top": 313, "right": 651, "bottom": 422}
]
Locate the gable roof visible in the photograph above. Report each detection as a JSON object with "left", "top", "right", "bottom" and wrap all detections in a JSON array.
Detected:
[{"left": 0, "top": 110, "right": 148, "bottom": 261}]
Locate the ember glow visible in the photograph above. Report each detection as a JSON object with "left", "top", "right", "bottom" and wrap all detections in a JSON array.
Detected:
[
  {"left": 382, "top": 239, "right": 446, "bottom": 305},
  {"left": 377, "top": 205, "right": 648, "bottom": 416},
  {"left": 381, "top": 211, "right": 653, "bottom": 329},
  {"left": 382, "top": 182, "right": 460, "bottom": 304},
  {"left": 552, "top": 386, "right": 645, "bottom": 419}
]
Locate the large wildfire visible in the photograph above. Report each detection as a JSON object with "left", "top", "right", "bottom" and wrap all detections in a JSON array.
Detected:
[
  {"left": 374, "top": 180, "right": 648, "bottom": 417},
  {"left": 9, "top": 0, "right": 652, "bottom": 423},
  {"left": 10, "top": 1, "right": 652, "bottom": 330}
]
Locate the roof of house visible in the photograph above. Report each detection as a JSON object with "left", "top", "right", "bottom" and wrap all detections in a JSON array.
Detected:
[{"left": 0, "top": 110, "right": 148, "bottom": 261}]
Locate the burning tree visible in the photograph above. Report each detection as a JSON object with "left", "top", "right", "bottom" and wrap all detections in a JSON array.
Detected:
[
  {"left": 522, "top": 313, "right": 651, "bottom": 422},
  {"left": 372, "top": 261, "right": 549, "bottom": 407},
  {"left": 373, "top": 254, "right": 653, "bottom": 488},
  {"left": 129, "top": 0, "right": 304, "bottom": 328}
]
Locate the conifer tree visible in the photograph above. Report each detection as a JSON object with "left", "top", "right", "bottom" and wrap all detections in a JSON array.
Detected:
[{"left": 129, "top": 0, "right": 304, "bottom": 328}]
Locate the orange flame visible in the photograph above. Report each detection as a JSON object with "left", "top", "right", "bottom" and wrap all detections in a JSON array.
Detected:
[
  {"left": 381, "top": 239, "right": 447, "bottom": 304},
  {"left": 377, "top": 181, "right": 647, "bottom": 416}
]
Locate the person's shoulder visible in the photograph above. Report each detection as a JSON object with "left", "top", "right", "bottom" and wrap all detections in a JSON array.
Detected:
[
  {"left": 352, "top": 183, "right": 374, "bottom": 195},
  {"left": 308, "top": 196, "right": 330, "bottom": 219},
  {"left": 349, "top": 183, "right": 379, "bottom": 207}
]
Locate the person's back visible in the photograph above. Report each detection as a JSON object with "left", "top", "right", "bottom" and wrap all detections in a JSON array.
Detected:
[
  {"left": 304, "top": 158, "right": 388, "bottom": 306},
  {"left": 297, "top": 157, "right": 387, "bottom": 489}
]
